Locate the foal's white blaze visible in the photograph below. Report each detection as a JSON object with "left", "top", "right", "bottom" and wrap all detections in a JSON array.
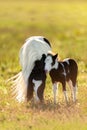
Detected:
[
  {"left": 53, "top": 60, "right": 58, "bottom": 70},
  {"left": 45, "top": 56, "right": 53, "bottom": 72},
  {"left": 33, "top": 79, "right": 42, "bottom": 102}
]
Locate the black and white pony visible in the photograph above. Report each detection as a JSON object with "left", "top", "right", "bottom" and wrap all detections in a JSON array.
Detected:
[
  {"left": 44, "top": 52, "right": 78, "bottom": 104},
  {"left": 27, "top": 54, "right": 46, "bottom": 103},
  {"left": 9, "top": 36, "right": 51, "bottom": 103}
]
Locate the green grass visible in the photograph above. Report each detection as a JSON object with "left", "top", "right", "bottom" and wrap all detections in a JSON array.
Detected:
[{"left": 0, "top": 0, "right": 87, "bottom": 130}]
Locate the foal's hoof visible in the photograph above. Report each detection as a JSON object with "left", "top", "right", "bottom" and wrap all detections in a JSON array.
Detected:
[
  {"left": 34, "top": 100, "right": 40, "bottom": 104},
  {"left": 34, "top": 97, "right": 40, "bottom": 104},
  {"left": 66, "top": 101, "right": 69, "bottom": 106},
  {"left": 73, "top": 99, "right": 78, "bottom": 104}
]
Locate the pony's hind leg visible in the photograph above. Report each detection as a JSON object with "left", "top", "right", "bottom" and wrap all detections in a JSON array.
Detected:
[
  {"left": 26, "top": 83, "right": 33, "bottom": 102},
  {"left": 37, "top": 83, "right": 45, "bottom": 102},
  {"left": 33, "top": 79, "right": 42, "bottom": 103}
]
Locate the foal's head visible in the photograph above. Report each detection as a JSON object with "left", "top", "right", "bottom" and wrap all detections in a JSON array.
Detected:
[{"left": 45, "top": 53, "right": 58, "bottom": 73}]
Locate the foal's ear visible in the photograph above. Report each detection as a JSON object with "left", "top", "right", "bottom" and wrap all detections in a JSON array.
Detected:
[{"left": 53, "top": 53, "right": 58, "bottom": 60}]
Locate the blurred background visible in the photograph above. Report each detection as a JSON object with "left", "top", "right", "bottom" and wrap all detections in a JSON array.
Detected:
[
  {"left": 0, "top": 0, "right": 87, "bottom": 66},
  {"left": 0, "top": 0, "right": 87, "bottom": 130}
]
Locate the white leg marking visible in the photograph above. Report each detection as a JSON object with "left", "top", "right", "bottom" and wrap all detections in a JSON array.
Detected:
[
  {"left": 73, "top": 85, "right": 77, "bottom": 102},
  {"left": 53, "top": 83, "right": 58, "bottom": 104},
  {"left": 68, "top": 80, "right": 77, "bottom": 102},
  {"left": 68, "top": 80, "right": 73, "bottom": 98},
  {"left": 63, "top": 91, "right": 68, "bottom": 103},
  {"left": 33, "top": 79, "right": 42, "bottom": 102}
]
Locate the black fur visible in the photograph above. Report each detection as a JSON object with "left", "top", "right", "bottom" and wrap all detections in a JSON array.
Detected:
[
  {"left": 43, "top": 38, "right": 51, "bottom": 47},
  {"left": 27, "top": 54, "right": 46, "bottom": 102},
  {"left": 50, "top": 58, "right": 78, "bottom": 91}
]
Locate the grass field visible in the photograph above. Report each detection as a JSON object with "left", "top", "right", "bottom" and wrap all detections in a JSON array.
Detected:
[{"left": 0, "top": 0, "right": 87, "bottom": 130}]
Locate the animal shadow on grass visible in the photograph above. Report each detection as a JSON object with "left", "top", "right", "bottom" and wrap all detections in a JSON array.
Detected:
[{"left": 26, "top": 99, "right": 78, "bottom": 112}]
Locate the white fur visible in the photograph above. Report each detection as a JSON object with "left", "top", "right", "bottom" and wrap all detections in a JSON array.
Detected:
[
  {"left": 19, "top": 36, "right": 51, "bottom": 85},
  {"left": 33, "top": 79, "right": 42, "bottom": 102},
  {"left": 52, "top": 60, "right": 58, "bottom": 70},
  {"left": 45, "top": 56, "right": 53, "bottom": 72},
  {"left": 9, "top": 36, "right": 51, "bottom": 102},
  {"left": 73, "top": 86, "right": 77, "bottom": 102},
  {"left": 53, "top": 83, "right": 58, "bottom": 104},
  {"left": 45, "top": 56, "right": 58, "bottom": 72},
  {"left": 10, "top": 72, "right": 26, "bottom": 102},
  {"left": 67, "top": 80, "right": 77, "bottom": 102},
  {"left": 63, "top": 91, "right": 68, "bottom": 103}
]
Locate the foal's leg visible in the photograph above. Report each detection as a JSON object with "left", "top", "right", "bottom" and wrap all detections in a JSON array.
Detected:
[
  {"left": 68, "top": 80, "right": 77, "bottom": 102},
  {"left": 67, "top": 80, "right": 74, "bottom": 99},
  {"left": 52, "top": 82, "right": 58, "bottom": 104},
  {"left": 73, "top": 83, "right": 77, "bottom": 102},
  {"left": 33, "top": 79, "right": 42, "bottom": 103},
  {"left": 62, "top": 81, "right": 68, "bottom": 104}
]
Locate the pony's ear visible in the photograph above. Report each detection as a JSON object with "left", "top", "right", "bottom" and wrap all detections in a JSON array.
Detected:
[{"left": 53, "top": 53, "right": 58, "bottom": 60}]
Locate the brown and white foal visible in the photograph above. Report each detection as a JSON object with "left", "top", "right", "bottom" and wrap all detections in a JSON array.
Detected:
[{"left": 44, "top": 52, "right": 78, "bottom": 104}]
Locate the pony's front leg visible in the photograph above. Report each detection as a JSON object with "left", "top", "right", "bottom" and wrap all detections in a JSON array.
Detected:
[{"left": 52, "top": 82, "right": 58, "bottom": 104}]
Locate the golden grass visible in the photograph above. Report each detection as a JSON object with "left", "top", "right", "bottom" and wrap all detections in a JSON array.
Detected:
[{"left": 0, "top": 0, "right": 87, "bottom": 130}]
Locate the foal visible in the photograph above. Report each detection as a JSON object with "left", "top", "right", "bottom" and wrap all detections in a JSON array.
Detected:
[{"left": 45, "top": 52, "right": 78, "bottom": 104}]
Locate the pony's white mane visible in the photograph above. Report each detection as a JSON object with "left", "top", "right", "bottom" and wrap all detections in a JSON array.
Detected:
[{"left": 9, "top": 36, "right": 51, "bottom": 102}]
